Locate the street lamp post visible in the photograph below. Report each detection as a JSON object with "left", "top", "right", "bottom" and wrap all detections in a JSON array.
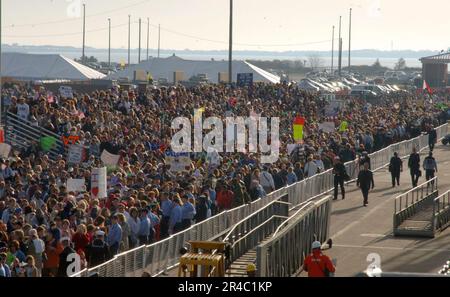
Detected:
[
  {"left": 108, "top": 18, "right": 111, "bottom": 68},
  {"left": 82, "top": 4, "right": 86, "bottom": 64},
  {"left": 128, "top": 15, "right": 131, "bottom": 65},
  {"left": 138, "top": 18, "right": 141, "bottom": 63},
  {"left": 348, "top": 8, "right": 352, "bottom": 73},
  {"left": 228, "top": 0, "right": 233, "bottom": 84}
]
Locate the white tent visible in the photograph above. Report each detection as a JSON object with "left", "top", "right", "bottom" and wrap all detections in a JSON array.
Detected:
[
  {"left": 108, "top": 55, "right": 280, "bottom": 84},
  {"left": 1, "top": 52, "right": 106, "bottom": 81}
]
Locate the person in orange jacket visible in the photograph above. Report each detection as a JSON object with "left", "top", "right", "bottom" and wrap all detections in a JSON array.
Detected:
[{"left": 303, "top": 241, "right": 336, "bottom": 277}]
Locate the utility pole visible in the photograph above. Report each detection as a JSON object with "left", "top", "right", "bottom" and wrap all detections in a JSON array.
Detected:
[
  {"left": 228, "top": 0, "right": 233, "bottom": 84},
  {"left": 138, "top": 18, "right": 141, "bottom": 63},
  {"left": 108, "top": 18, "right": 111, "bottom": 67},
  {"left": 331, "top": 25, "right": 335, "bottom": 74},
  {"left": 146, "top": 17, "right": 150, "bottom": 60},
  {"left": 128, "top": 15, "right": 131, "bottom": 65},
  {"left": 348, "top": 8, "right": 352, "bottom": 73},
  {"left": 338, "top": 16, "right": 342, "bottom": 76},
  {"left": 157, "top": 24, "right": 161, "bottom": 58},
  {"left": 82, "top": 4, "right": 86, "bottom": 64}
]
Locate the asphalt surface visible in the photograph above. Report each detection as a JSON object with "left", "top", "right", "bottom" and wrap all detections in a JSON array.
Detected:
[{"left": 324, "top": 144, "right": 450, "bottom": 276}]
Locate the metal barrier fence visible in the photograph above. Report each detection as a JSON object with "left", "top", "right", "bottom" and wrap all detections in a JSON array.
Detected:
[
  {"left": 433, "top": 189, "right": 450, "bottom": 232},
  {"left": 71, "top": 123, "right": 449, "bottom": 277},
  {"left": 393, "top": 177, "right": 439, "bottom": 237},
  {"left": 256, "top": 195, "right": 332, "bottom": 277},
  {"left": 5, "top": 112, "right": 65, "bottom": 159}
]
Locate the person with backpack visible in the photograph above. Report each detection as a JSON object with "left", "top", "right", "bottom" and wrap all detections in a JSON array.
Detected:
[
  {"left": 389, "top": 152, "right": 403, "bottom": 187},
  {"left": 408, "top": 147, "right": 421, "bottom": 187},
  {"left": 423, "top": 151, "right": 438, "bottom": 186},
  {"left": 303, "top": 241, "right": 336, "bottom": 277}
]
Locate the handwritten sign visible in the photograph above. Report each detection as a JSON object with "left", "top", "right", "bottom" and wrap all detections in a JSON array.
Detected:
[
  {"left": 59, "top": 86, "right": 73, "bottom": 99},
  {"left": 0, "top": 143, "right": 12, "bottom": 158},
  {"left": 318, "top": 122, "right": 336, "bottom": 133},
  {"left": 68, "top": 144, "right": 84, "bottom": 164},
  {"left": 91, "top": 167, "right": 107, "bottom": 199},
  {"left": 101, "top": 150, "right": 120, "bottom": 166},
  {"left": 66, "top": 179, "right": 86, "bottom": 193}
]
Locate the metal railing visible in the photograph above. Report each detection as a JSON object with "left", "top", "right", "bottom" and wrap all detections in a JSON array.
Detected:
[
  {"left": 256, "top": 195, "right": 332, "bottom": 277},
  {"left": 5, "top": 112, "right": 65, "bottom": 159},
  {"left": 394, "top": 177, "right": 438, "bottom": 215},
  {"left": 433, "top": 189, "right": 450, "bottom": 232},
  {"left": 393, "top": 177, "right": 439, "bottom": 237},
  {"left": 70, "top": 123, "right": 449, "bottom": 277}
]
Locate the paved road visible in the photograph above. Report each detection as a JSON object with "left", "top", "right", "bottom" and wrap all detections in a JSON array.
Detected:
[{"left": 324, "top": 144, "right": 450, "bottom": 276}]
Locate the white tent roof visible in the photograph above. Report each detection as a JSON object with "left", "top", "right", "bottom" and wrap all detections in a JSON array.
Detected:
[
  {"left": 108, "top": 55, "right": 280, "bottom": 83},
  {"left": 1, "top": 52, "right": 106, "bottom": 81}
]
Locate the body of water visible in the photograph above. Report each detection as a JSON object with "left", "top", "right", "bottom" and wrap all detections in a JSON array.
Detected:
[{"left": 25, "top": 50, "right": 422, "bottom": 69}]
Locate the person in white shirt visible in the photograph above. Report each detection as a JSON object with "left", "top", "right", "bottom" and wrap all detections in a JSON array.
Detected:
[
  {"left": 16, "top": 98, "right": 30, "bottom": 121},
  {"left": 304, "top": 155, "right": 319, "bottom": 178},
  {"left": 260, "top": 166, "right": 275, "bottom": 194}
]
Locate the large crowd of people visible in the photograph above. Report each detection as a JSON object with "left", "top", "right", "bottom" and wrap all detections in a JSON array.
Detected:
[{"left": 0, "top": 81, "right": 449, "bottom": 277}]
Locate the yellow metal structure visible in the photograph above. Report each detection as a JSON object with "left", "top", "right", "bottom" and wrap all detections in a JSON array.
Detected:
[{"left": 178, "top": 241, "right": 227, "bottom": 277}]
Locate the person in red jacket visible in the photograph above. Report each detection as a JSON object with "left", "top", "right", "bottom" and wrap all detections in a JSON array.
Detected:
[
  {"left": 71, "top": 224, "right": 90, "bottom": 254},
  {"left": 303, "top": 241, "right": 336, "bottom": 277},
  {"left": 216, "top": 185, "right": 234, "bottom": 212}
]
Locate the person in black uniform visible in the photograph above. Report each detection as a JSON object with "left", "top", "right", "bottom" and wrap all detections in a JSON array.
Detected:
[
  {"left": 359, "top": 151, "right": 371, "bottom": 170},
  {"left": 389, "top": 152, "right": 403, "bottom": 187},
  {"left": 57, "top": 237, "right": 76, "bottom": 277},
  {"left": 332, "top": 157, "right": 347, "bottom": 200},
  {"left": 427, "top": 125, "right": 437, "bottom": 151},
  {"left": 357, "top": 162, "right": 375, "bottom": 207},
  {"left": 408, "top": 147, "right": 421, "bottom": 187},
  {"left": 85, "top": 230, "right": 111, "bottom": 268}
]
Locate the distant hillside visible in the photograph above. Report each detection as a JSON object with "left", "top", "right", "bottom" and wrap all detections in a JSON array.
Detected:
[{"left": 2, "top": 43, "right": 443, "bottom": 59}]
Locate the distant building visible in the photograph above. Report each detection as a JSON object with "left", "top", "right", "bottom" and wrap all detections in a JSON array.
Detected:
[
  {"left": 419, "top": 52, "right": 450, "bottom": 88},
  {"left": 107, "top": 55, "right": 280, "bottom": 84}
]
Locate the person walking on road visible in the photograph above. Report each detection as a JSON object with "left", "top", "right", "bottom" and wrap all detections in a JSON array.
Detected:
[
  {"left": 389, "top": 152, "right": 403, "bottom": 187},
  {"left": 357, "top": 162, "right": 375, "bottom": 207},
  {"left": 303, "top": 241, "right": 336, "bottom": 277},
  {"left": 427, "top": 125, "right": 437, "bottom": 152},
  {"left": 332, "top": 157, "right": 347, "bottom": 200},
  {"left": 423, "top": 151, "right": 438, "bottom": 186},
  {"left": 408, "top": 147, "right": 421, "bottom": 187}
]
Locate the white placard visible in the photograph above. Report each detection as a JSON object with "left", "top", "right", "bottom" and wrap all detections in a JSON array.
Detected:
[
  {"left": 318, "top": 122, "right": 336, "bottom": 133},
  {"left": 59, "top": 86, "right": 74, "bottom": 99},
  {"left": 67, "top": 178, "right": 86, "bottom": 193},
  {"left": 68, "top": 145, "right": 83, "bottom": 164},
  {"left": 91, "top": 167, "right": 107, "bottom": 199},
  {"left": 101, "top": 150, "right": 120, "bottom": 166},
  {"left": 0, "top": 143, "right": 12, "bottom": 158},
  {"left": 287, "top": 144, "right": 298, "bottom": 155}
]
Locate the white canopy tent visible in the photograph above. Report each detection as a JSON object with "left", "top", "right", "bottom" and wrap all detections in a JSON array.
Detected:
[
  {"left": 108, "top": 55, "right": 280, "bottom": 84},
  {"left": 1, "top": 52, "right": 106, "bottom": 81}
]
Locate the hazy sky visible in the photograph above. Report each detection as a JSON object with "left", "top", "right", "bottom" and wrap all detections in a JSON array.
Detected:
[{"left": 2, "top": 0, "right": 450, "bottom": 51}]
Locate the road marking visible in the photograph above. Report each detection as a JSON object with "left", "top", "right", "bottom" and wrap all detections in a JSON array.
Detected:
[
  {"left": 360, "top": 234, "right": 386, "bottom": 238},
  {"left": 333, "top": 244, "right": 450, "bottom": 253},
  {"left": 331, "top": 188, "right": 405, "bottom": 239}
]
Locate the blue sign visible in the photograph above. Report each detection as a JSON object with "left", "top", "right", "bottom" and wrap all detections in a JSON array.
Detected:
[{"left": 237, "top": 73, "right": 253, "bottom": 87}]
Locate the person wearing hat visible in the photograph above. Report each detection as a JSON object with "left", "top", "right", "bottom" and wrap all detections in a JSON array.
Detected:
[
  {"left": 85, "top": 230, "right": 110, "bottom": 268},
  {"left": 246, "top": 263, "right": 256, "bottom": 277},
  {"left": 332, "top": 157, "right": 347, "bottom": 200},
  {"left": 57, "top": 236, "right": 76, "bottom": 277},
  {"left": 303, "top": 241, "right": 335, "bottom": 277},
  {"left": 389, "top": 152, "right": 403, "bottom": 187}
]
